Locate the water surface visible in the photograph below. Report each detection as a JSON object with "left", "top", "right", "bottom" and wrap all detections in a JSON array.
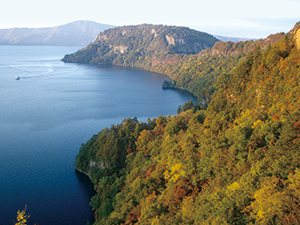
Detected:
[{"left": 0, "top": 45, "right": 196, "bottom": 225}]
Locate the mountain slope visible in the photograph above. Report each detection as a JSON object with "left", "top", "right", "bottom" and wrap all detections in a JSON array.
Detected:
[
  {"left": 0, "top": 21, "right": 115, "bottom": 46},
  {"left": 74, "top": 22, "right": 300, "bottom": 225},
  {"left": 62, "top": 24, "right": 285, "bottom": 104},
  {"left": 159, "top": 32, "right": 286, "bottom": 103},
  {"left": 62, "top": 24, "right": 219, "bottom": 65}
]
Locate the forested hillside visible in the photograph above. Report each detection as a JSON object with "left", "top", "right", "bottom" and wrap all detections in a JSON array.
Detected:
[
  {"left": 62, "top": 24, "right": 218, "bottom": 66},
  {"left": 62, "top": 24, "right": 286, "bottom": 104},
  {"left": 75, "top": 23, "right": 300, "bottom": 224},
  {"left": 153, "top": 32, "right": 285, "bottom": 103}
]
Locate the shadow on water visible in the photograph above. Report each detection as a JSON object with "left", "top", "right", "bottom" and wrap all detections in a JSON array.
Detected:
[
  {"left": 162, "top": 88, "right": 197, "bottom": 104},
  {"left": 0, "top": 45, "right": 198, "bottom": 225},
  {"left": 75, "top": 169, "right": 96, "bottom": 224}
]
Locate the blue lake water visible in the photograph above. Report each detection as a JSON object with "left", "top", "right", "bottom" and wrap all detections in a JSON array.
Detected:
[{"left": 0, "top": 45, "right": 196, "bottom": 225}]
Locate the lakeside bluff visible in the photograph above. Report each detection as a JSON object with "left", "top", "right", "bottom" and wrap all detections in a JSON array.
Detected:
[
  {"left": 67, "top": 22, "right": 300, "bottom": 224},
  {"left": 62, "top": 24, "right": 218, "bottom": 65},
  {"left": 62, "top": 24, "right": 285, "bottom": 103}
]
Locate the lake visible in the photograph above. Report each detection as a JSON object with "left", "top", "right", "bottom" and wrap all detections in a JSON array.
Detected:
[{"left": 0, "top": 45, "right": 196, "bottom": 225}]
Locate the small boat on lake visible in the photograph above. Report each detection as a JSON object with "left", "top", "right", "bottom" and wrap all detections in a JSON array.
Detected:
[{"left": 15, "top": 76, "right": 20, "bottom": 80}]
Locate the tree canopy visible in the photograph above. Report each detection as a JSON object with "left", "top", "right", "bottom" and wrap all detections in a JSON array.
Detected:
[{"left": 74, "top": 24, "right": 300, "bottom": 224}]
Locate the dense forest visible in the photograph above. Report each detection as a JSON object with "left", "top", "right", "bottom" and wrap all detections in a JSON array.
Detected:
[
  {"left": 155, "top": 32, "right": 285, "bottom": 102},
  {"left": 73, "top": 22, "right": 300, "bottom": 224},
  {"left": 62, "top": 24, "right": 285, "bottom": 103}
]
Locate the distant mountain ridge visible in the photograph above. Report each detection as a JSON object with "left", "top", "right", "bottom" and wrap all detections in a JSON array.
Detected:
[
  {"left": 0, "top": 21, "right": 115, "bottom": 46},
  {"left": 213, "top": 35, "right": 256, "bottom": 42}
]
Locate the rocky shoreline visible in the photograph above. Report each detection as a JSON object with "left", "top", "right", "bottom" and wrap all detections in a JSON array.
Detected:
[{"left": 75, "top": 167, "right": 92, "bottom": 180}]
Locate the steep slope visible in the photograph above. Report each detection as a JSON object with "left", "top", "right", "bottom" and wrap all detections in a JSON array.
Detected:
[
  {"left": 0, "top": 21, "right": 115, "bottom": 46},
  {"left": 74, "top": 23, "right": 300, "bottom": 224},
  {"left": 62, "top": 24, "right": 285, "bottom": 104},
  {"left": 158, "top": 32, "right": 286, "bottom": 103},
  {"left": 62, "top": 24, "right": 219, "bottom": 65}
]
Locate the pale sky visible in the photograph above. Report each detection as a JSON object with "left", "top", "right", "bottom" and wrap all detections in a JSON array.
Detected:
[{"left": 1, "top": 0, "right": 300, "bottom": 38}]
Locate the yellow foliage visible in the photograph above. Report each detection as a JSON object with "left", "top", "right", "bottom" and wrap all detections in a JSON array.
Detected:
[
  {"left": 151, "top": 216, "right": 160, "bottom": 225},
  {"left": 234, "top": 109, "right": 253, "bottom": 127},
  {"left": 180, "top": 196, "right": 194, "bottom": 218},
  {"left": 248, "top": 176, "right": 286, "bottom": 224},
  {"left": 251, "top": 119, "right": 263, "bottom": 129},
  {"left": 244, "top": 170, "right": 300, "bottom": 224},
  {"left": 210, "top": 217, "right": 230, "bottom": 225},
  {"left": 15, "top": 206, "right": 30, "bottom": 225},
  {"left": 136, "top": 129, "right": 153, "bottom": 148},
  {"left": 163, "top": 170, "right": 171, "bottom": 180},
  {"left": 288, "top": 168, "right": 300, "bottom": 194},
  {"left": 227, "top": 181, "right": 241, "bottom": 192},
  {"left": 164, "top": 163, "right": 186, "bottom": 182}
]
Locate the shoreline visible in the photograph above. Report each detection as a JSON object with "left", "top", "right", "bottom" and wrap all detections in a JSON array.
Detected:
[{"left": 75, "top": 167, "right": 93, "bottom": 181}]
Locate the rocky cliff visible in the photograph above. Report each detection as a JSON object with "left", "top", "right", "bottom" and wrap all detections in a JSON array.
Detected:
[{"left": 62, "top": 24, "right": 219, "bottom": 65}]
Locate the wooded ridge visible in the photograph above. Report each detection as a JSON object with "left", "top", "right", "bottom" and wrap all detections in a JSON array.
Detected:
[{"left": 73, "top": 22, "right": 300, "bottom": 224}]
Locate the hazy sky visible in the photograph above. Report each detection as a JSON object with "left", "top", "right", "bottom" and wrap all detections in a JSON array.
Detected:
[{"left": 1, "top": 0, "right": 300, "bottom": 38}]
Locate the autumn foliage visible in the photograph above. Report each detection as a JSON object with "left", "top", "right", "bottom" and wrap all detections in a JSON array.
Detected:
[{"left": 74, "top": 25, "right": 300, "bottom": 224}]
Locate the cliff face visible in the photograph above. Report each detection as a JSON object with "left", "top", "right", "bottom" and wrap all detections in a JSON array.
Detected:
[
  {"left": 158, "top": 29, "right": 289, "bottom": 103},
  {"left": 291, "top": 22, "right": 300, "bottom": 50},
  {"left": 94, "top": 24, "right": 218, "bottom": 54},
  {"left": 61, "top": 24, "right": 219, "bottom": 65}
]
